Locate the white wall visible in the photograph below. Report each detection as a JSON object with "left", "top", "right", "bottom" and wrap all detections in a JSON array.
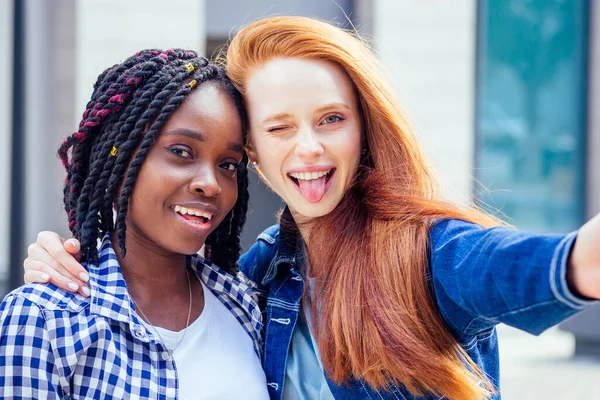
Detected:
[
  {"left": 0, "top": 0, "right": 13, "bottom": 282},
  {"left": 18, "top": 0, "right": 207, "bottom": 262},
  {"left": 23, "top": 0, "right": 74, "bottom": 258},
  {"left": 373, "top": 0, "right": 477, "bottom": 203},
  {"left": 75, "top": 0, "right": 206, "bottom": 121}
]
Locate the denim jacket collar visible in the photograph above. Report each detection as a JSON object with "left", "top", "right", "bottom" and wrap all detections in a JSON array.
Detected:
[{"left": 261, "top": 207, "right": 299, "bottom": 286}]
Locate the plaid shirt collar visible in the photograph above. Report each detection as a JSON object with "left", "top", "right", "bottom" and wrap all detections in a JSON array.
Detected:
[{"left": 87, "top": 235, "right": 264, "bottom": 357}]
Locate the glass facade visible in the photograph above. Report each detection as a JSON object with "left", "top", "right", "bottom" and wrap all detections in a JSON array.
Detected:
[{"left": 475, "top": 0, "right": 589, "bottom": 232}]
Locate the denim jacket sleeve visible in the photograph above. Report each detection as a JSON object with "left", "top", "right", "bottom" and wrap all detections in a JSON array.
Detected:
[{"left": 430, "top": 219, "right": 597, "bottom": 339}]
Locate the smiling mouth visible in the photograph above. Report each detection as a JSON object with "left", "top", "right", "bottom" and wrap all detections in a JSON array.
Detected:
[
  {"left": 287, "top": 168, "right": 335, "bottom": 203},
  {"left": 174, "top": 205, "right": 213, "bottom": 223}
]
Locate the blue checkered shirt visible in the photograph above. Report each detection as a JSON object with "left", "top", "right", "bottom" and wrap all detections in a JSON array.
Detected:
[{"left": 0, "top": 235, "right": 264, "bottom": 399}]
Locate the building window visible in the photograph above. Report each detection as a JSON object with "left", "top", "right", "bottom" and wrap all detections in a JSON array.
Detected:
[{"left": 475, "top": 0, "right": 589, "bottom": 232}]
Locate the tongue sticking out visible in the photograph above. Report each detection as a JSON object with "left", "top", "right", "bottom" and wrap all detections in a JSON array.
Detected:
[{"left": 297, "top": 176, "right": 328, "bottom": 203}]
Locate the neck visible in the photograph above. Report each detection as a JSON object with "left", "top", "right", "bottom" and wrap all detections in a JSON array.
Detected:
[
  {"left": 110, "top": 231, "right": 189, "bottom": 299},
  {"left": 109, "top": 230, "right": 204, "bottom": 332},
  {"left": 288, "top": 209, "right": 313, "bottom": 246}
]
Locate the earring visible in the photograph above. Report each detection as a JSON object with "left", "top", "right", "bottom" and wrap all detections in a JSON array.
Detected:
[
  {"left": 362, "top": 148, "right": 367, "bottom": 155},
  {"left": 250, "top": 161, "right": 258, "bottom": 168}
]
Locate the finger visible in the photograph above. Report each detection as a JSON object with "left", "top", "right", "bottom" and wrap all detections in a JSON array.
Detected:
[
  {"left": 22, "top": 260, "right": 90, "bottom": 296},
  {"left": 36, "top": 233, "right": 89, "bottom": 284},
  {"left": 63, "top": 238, "right": 82, "bottom": 261},
  {"left": 27, "top": 245, "right": 89, "bottom": 290},
  {"left": 23, "top": 269, "right": 50, "bottom": 284}
]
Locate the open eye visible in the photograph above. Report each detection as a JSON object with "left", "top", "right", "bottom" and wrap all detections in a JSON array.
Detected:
[
  {"left": 220, "top": 161, "right": 243, "bottom": 175},
  {"left": 322, "top": 114, "right": 345, "bottom": 125},
  {"left": 167, "top": 146, "right": 193, "bottom": 159}
]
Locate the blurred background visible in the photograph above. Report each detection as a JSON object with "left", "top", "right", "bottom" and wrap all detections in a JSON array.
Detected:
[{"left": 1, "top": 0, "right": 599, "bottom": 398}]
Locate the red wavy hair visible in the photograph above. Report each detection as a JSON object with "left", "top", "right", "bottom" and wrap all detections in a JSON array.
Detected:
[{"left": 225, "top": 16, "right": 500, "bottom": 400}]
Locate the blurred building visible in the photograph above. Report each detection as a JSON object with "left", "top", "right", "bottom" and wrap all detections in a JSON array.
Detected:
[{"left": 1, "top": 0, "right": 598, "bottom": 334}]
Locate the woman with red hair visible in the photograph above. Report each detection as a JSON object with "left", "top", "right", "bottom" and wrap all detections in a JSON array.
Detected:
[{"left": 22, "top": 16, "right": 600, "bottom": 400}]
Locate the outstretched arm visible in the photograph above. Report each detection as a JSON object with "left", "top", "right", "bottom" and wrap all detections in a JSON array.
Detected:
[{"left": 430, "top": 216, "right": 599, "bottom": 339}]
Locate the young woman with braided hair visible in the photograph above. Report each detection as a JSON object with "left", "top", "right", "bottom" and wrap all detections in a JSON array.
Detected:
[
  {"left": 1, "top": 49, "right": 268, "bottom": 399},
  {"left": 22, "top": 17, "right": 600, "bottom": 400}
]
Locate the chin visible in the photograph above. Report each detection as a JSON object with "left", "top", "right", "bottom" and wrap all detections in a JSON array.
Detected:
[
  {"left": 166, "top": 238, "right": 206, "bottom": 256},
  {"left": 291, "top": 198, "right": 340, "bottom": 220},
  {"left": 183, "top": 248, "right": 205, "bottom": 256}
]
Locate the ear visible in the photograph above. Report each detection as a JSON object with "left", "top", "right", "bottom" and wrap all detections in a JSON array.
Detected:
[
  {"left": 244, "top": 141, "right": 273, "bottom": 188},
  {"left": 244, "top": 141, "right": 258, "bottom": 166}
]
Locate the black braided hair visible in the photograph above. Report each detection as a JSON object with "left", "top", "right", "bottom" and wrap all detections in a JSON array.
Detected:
[{"left": 59, "top": 49, "right": 249, "bottom": 274}]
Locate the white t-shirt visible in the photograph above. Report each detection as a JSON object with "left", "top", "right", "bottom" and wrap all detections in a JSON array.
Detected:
[{"left": 145, "top": 279, "right": 268, "bottom": 400}]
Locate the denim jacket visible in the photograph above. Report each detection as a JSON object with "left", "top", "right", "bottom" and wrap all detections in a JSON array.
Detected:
[{"left": 239, "top": 216, "right": 596, "bottom": 400}]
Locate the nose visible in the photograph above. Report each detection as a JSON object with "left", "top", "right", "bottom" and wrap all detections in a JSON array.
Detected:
[
  {"left": 188, "top": 167, "right": 222, "bottom": 198},
  {"left": 294, "top": 127, "right": 324, "bottom": 160}
]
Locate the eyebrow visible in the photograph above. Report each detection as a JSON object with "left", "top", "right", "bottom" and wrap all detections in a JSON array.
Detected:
[
  {"left": 162, "top": 128, "right": 244, "bottom": 154},
  {"left": 260, "top": 103, "right": 352, "bottom": 126},
  {"left": 260, "top": 113, "right": 293, "bottom": 126},
  {"left": 315, "top": 103, "right": 351, "bottom": 113}
]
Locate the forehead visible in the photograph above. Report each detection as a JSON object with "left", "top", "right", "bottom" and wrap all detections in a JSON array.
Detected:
[
  {"left": 246, "top": 58, "right": 357, "bottom": 114},
  {"left": 163, "top": 83, "right": 243, "bottom": 141}
]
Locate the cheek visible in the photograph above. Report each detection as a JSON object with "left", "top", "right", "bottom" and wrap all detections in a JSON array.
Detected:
[
  {"left": 249, "top": 134, "right": 271, "bottom": 161},
  {"left": 212, "top": 178, "right": 240, "bottom": 227},
  {"left": 129, "top": 158, "right": 183, "bottom": 209},
  {"left": 220, "top": 176, "right": 240, "bottom": 209},
  {"left": 336, "top": 128, "right": 362, "bottom": 169},
  {"left": 127, "top": 167, "right": 161, "bottom": 219},
  {"left": 333, "top": 135, "right": 362, "bottom": 187},
  {"left": 250, "top": 136, "right": 284, "bottom": 182},
  {"left": 135, "top": 161, "right": 167, "bottom": 194}
]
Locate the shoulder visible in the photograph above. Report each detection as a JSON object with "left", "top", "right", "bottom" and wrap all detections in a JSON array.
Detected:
[
  {"left": 428, "top": 219, "right": 482, "bottom": 259},
  {"left": 256, "top": 224, "right": 280, "bottom": 244},
  {"left": 429, "top": 218, "right": 486, "bottom": 241},
  {"left": 239, "top": 224, "right": 280, "bottom": 284},
  {"left": 428, "top": 218, "right": 515, "bottom": 252},
  {"left": 1, "top": 282, "right": 89, "bottom": 315},
  {"left": 0, "top": 283, "right": 88, "bottom": 337}
]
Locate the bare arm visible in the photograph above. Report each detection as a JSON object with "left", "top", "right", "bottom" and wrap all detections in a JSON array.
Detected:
[{"left": 23, "top": 231, "right": 90, "bottom": 297}]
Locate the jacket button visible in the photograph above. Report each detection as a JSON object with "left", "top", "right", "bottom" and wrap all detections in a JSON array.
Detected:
[
  {"left": 134, "top": 329, "right": 146, "bottom": 339},
  {"left": 161, "top": 351, "right": 171, "bottom": 361}
]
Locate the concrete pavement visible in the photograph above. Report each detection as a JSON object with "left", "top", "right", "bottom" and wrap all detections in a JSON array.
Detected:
[{"left": 498, "top": 324, "right": 600, "bottom": 399}]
